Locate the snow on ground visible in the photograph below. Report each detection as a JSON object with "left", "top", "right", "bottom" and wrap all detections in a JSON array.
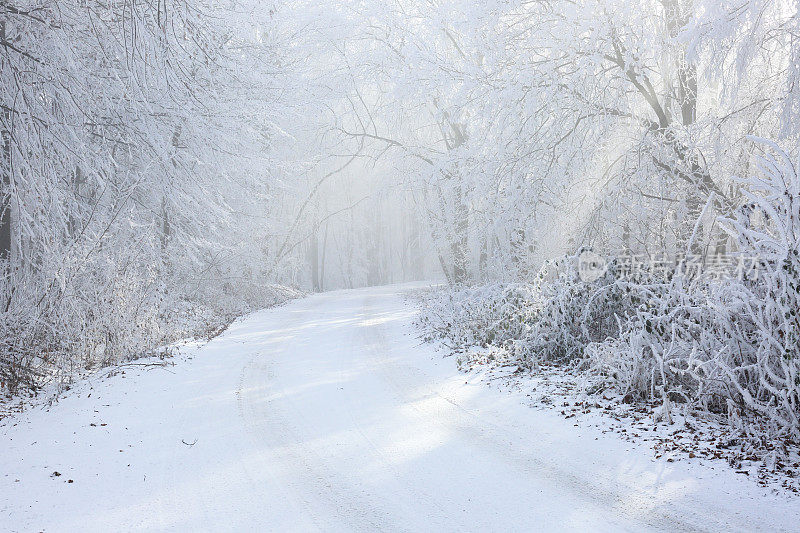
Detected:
[
  {"left": 452, "top": 355, "right": 800, "bottom": 495},
  {"left": 1, "top": 284, "right": 799, "bottom": 532}
]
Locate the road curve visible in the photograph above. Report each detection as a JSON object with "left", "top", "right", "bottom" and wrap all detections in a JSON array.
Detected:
[{"left": 2, "top": 284, "right": 798, "bottom": 532}]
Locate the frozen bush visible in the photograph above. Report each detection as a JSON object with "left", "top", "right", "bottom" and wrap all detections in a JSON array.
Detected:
[
  {"left": 418, "top": 283, "right": 540, "bottom": 352},
  {"left": 420, "top": 139, "right": 800, "bottom": 443}
]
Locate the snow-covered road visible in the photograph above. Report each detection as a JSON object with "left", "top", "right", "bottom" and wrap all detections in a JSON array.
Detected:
[{"left": 2, "top": 284, "right": 798, "bottom": 532}]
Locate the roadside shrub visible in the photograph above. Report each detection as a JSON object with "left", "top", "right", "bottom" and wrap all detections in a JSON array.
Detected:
[
  {"left": 0, "top": 245, "right": 300, "bottom": 396},
  {"left": 420, "top": 139, "right": 800, "bottom": 442},
  {"left": 418, "top": 283, "right": 540, "bottom": 352}
]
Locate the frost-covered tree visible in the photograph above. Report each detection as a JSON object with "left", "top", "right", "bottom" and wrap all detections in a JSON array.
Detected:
[{"left": 0, "top": 0, "right": 296, "bottom": 389}]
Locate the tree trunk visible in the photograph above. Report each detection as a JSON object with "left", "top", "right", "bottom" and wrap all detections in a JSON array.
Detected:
[
  {"left": 451, "top": 183, "right": 469, "bottom": 285},
  {"left": 663, "top": 0, "right": 710, "bottom": 256},
  {"left": 310, "top": 226, "right": 320, "bottom": 292},
  {"left": 408, "top": 215, "right": 424, "bottom": 280},
  {"left": 319, "top": 221, "right": 329, "bottom": 291},
  {"left": 162, "top": 125, "right": 182, "bottom": 251},
  {"left": 68, "top": 165, "right": 84, "bottom": 239},
  {"left": 0, "top": 20, "right": 12, "bottom": 263},
  {"left": 160, "top": 196, "right": 170, "bottom": 250}
]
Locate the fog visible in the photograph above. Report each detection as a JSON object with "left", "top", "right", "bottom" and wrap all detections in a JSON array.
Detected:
[{"left": 2, "top": 0, "right": 799, "bottom": 389}]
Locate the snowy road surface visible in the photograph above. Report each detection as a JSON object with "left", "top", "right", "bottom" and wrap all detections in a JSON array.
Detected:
[{"left": 2, "top": 284, "right": 799, "bottom": 532}]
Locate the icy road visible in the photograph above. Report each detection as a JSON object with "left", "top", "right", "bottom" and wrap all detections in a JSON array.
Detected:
[{"left": 2, "top": 285, "right": 799, "bottom": 532}]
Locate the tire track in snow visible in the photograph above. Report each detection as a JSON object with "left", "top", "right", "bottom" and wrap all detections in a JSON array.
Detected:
[{"left": 236, "top": 296, "right": 401, "bottom": 532}]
